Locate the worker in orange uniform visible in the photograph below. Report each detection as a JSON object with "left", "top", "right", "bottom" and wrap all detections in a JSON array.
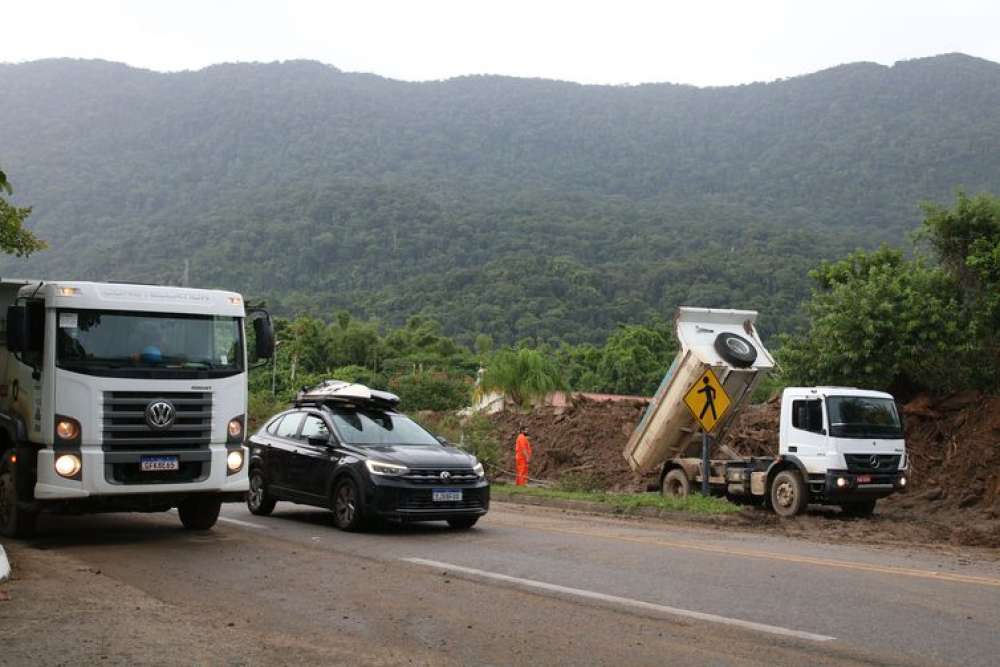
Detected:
[{"left": 515, "top": 426, "right": 532, "bottom": 486}]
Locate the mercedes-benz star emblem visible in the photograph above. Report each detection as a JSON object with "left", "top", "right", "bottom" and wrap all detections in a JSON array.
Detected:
[
  {"left": 145, "top": 400, "right": 176, "bottom": 430},
  {"left": 440, "top": 471, "right": 451, "bottom": 480},
  {"left": 869, "top": 455, "right": 881, "bottom": 469}
]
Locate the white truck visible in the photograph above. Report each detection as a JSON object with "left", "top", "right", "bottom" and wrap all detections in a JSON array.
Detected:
[
  {"left": 624, "top": 307, "right": 908, "bottom": 517},
  {"left": 0, "top": 280, "right": 274, "bottom": 536}
]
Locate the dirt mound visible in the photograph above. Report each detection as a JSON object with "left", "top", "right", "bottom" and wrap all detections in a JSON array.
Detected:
[
  {"left": 490, "top": 397, "right": 654, "bottom": 492},
  {"left": 718, "top": 396, "right": 780, "bottom": 458}
]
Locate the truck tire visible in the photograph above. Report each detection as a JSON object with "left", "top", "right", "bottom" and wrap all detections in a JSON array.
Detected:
[
  {"left": 0, "top": 459, "right": 38, "bottom": 538},
  {"left": 331, "top": 478, "right": 366, "bottom": 532},
  {"left": 714, "top": 332, "right": 757, "bottom": 368},
  {"left": 177, "top": 495, "right": 222, "bottom": 530},
  {"left": 770, "top": 470, "right": 807, "bottom": 518},
  {"left": 840, "top": 499, "right": 877, "bottom": 517},
  {"left": 247, "top": 468, "right": 277, "bottom": 516},
  {"left": 661, "top": 469, "right": 691, "bottom": 499}
]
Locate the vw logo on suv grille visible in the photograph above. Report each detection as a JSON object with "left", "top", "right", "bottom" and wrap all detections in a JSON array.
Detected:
[
  {"left": 145, "top": 400, "right": 176, "bottom": 430},
  {"left": 440, "top": 471, "right": 451, "bottom": 480},
  {"left": 869, "top": 455, "right": 881, "bottom": 469}
]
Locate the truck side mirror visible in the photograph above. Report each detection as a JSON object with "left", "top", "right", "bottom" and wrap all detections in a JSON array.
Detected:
[
  {"left": 250, "top": 311, "right": 275, "bottom": 361},
  {"left": 5, "top": 305, "right": 27, "bottom": 353}
]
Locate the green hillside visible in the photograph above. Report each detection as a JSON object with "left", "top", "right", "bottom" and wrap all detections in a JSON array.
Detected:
[{"left": 1, "top": 53, "right": 999, "bottom": 343}]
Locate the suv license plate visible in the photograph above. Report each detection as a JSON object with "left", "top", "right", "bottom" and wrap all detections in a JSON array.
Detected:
[
  {"left": 856, "top": 474, "right": 872, "bottom": 484},
  {"left": 432, "top": 489, "right": 462, "bottom": 502},
  {"left": 141, "top": 456, "right": 179, "bottom": 472}
]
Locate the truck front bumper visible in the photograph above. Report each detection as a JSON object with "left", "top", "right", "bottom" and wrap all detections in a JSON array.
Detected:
[{"left": 823, "top": 469, "right": 908, "bottom": 499}]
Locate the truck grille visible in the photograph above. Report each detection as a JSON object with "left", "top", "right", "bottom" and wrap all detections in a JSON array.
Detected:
[
  {"left": 102, "top": 391, "right": 212, "bottom": 449},
  {"left": 844, "top": 454, "right": 901, "bottom": 473},
  {"left": 400, "top": 468, "right": 481, "bottom": 485}
]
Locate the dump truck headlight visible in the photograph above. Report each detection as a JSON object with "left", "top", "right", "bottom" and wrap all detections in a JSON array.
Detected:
[
  {"left": 226, "top": 449, "right": 244, "bottom": 473},
  {"left": 227, "top": 416, "right": 245, "bottom": 443},
  {"left": 55, "top": 454, "right": 82, "bottom": 479},
  {"left": 898, "top": 475, "right": 907, "bottom": 488},
  {"left": 836, "top": 476, "right": 848, "bottom": 489}
]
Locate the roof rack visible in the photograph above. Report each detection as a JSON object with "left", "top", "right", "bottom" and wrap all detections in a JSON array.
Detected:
[{"left": 294, "top": 380, "right": 401, "bottom": 409}]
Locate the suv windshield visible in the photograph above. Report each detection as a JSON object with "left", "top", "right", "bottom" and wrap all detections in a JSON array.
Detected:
[
  {"left": 328, "top": 408, "right": 440, "bottom": 446},
  {"left": 826, "top": 396, "right": 903, "bottom": 439},
  {"left": 56, "top": 309, "right": 243, "bottom": 378}
]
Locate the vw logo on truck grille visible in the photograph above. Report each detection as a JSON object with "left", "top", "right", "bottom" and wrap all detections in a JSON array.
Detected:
[
  {"left": 440, "top": 471, "right": 451, "bottom": 480},
  {"left": 145, "top": 400, "right": 176, "bottom": 430}
]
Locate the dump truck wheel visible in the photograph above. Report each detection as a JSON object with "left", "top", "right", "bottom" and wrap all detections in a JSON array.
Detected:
[
  {"left": 662, "top": 469, "right": 691, "bottom": 499},
  {"left": 714, "top": 332, "right": 758, "bottom": 368},
  {"left": 770, "top": 470, "right": 807, "bottom": 517}
]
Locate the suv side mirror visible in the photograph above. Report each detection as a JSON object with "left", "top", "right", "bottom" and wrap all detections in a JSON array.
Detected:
[
  {"left": 5, "top": 305, "right": 27, "bottom": 353},
  {"left": 250, "top": 310, "right": 275, "bottom": 361}
]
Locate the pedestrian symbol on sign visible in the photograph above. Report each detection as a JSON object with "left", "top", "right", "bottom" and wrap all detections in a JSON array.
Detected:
[{"left": 683, "top": 369, "right": 731, "bottom": 432}]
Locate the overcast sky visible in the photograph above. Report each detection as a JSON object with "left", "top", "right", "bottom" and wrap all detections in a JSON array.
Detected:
[{"left": 2, "top": 0, "right": 998, "bottom": 86}]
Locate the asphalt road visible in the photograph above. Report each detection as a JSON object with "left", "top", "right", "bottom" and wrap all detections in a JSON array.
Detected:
[{"left": 4, "top": 501, "right": 1000, "bottom": 666}]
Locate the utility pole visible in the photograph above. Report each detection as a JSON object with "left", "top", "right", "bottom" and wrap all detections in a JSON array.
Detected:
[{"left": 271, "top": 340, "right": 282, "bottom": 397}]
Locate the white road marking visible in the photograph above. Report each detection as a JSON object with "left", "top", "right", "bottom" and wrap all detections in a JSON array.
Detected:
[
  {"left": 217, "top": 516, "right": 267, "bottom": 529},
  {"left": 402, "top": 557, "right": 836, "bottom": 643}
]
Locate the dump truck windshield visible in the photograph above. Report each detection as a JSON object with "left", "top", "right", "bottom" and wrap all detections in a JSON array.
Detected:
[
  {"left": 55, "top": 309, "right": 243, "bottom": 378},
  {"left": 826, "top": 396, "right": 903, "bottom": 439}
]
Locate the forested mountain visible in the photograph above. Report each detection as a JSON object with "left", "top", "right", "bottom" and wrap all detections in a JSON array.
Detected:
[{"left": 1, "top": 53, "right": 999, "bottom": 344}]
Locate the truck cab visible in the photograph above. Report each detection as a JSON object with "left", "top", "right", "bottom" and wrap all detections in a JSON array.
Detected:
[{"left": 0, "top": 280, "right": 274, "bottom": 536}]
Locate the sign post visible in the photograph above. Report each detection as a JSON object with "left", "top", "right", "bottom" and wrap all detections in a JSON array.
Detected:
[{"left": 683, "top": 368, "right": 732, "bottom": 495}]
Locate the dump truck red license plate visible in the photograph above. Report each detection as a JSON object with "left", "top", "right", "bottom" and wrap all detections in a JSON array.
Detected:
[{"left": 856, "top": 475, "right": 872, "bottom": 484}]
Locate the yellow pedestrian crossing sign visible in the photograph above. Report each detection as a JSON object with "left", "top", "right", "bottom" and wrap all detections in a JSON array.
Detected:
[{"left": 683, "top": 368, "right": 731, "bottom": 433}]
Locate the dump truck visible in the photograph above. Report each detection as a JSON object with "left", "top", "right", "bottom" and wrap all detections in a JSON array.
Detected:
[
  {"left": 0, "top": 279, "right": 275, "bottom": 536},
  {"left": 623, "top": 307, "right": 908, "bottom": 517}
]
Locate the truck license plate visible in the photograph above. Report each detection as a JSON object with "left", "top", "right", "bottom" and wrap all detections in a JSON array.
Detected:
[
  {"left": 141, "top": 455, "right": 179, "bottom": 472},
  {"left": 856, "top": 474, "right": 872, "bottom": 484},
  {"left": 432, "top": 489, "right": 462, "bottom": 502}
]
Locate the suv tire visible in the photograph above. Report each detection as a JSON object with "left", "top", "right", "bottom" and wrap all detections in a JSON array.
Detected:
[
  {"left": 332, "top": 478, "right": 366, "bottom": 532},
  {"left": 247, "top": 468, "right": 277, "bottom": 516},
  {"left": 178, "top": 495, "right": 222, "bottom": 530}
]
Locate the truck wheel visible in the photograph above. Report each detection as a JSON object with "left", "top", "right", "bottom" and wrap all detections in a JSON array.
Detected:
[
  {"left": 714, "top": 332, "right": 758, "bottom": 368},
  {"left": 662, "top": 469, "right": 691, "bottom": 499},
  {"left": 331, "top": 478, "right": 366, "bottom": 532},
  {"left": 177, "top": 495, "right": 222, "bottom": 530},
  {"left": 247, "top": 468, "right": 277, "bottom": 516},
  {"left": 840, "top": 500, "right": 877, "bottom": 517},
  {"left": 447, "top": 516, "right": 479, "bottom": 530},
  {"left": 770, "top": 470, "right": 807, "bottom": 518},
  {"left": 0, "top": 459, "right": 38, "bottom": 538}
]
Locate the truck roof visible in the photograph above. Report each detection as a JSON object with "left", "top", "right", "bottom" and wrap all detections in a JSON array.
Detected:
[
  {"left": 782, "top": 386, "right": 897, "bottom": 400},
  {"left": 9, "top": 280, "right": 246, "bottom": 317}
]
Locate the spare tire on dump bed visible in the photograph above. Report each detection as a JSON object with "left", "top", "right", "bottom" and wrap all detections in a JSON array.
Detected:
[{"left": 714, "top": 332, "right": 757, "bottom": 368}]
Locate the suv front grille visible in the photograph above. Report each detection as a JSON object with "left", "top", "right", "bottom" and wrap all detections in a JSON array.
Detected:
[
  {"left": 396, "top": 489, "right": 487, "bottom": 510},
  {"left": 401, "top": 468, "right": 480, "bottom": 485},
  {"left": 844, "top": 454, "right": 901, "bottom": 473},
  {"left": 102, "top": 391, "right": 212, "bottom": 449}
]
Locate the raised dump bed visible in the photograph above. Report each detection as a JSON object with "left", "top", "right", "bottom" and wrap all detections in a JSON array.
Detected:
[{"left": 623, "top": 307, "right": 775, "bottom": 473}]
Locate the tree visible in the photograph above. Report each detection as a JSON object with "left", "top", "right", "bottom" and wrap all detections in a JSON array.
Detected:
[
  {"left": 479, "top": 348, "right": 566, "bottom": 408},
  {"left": 0, "top": 167, "right": 46, "bottom": 257},
  {"left": 777, "top": 247, "right": 966, "bottom": 394},
  {"left": 595, "top": 324, "right": 676, "bottom": 395}
]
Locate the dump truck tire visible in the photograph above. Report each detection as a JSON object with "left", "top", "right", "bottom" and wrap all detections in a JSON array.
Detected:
[
  {"left": 770, "top": 469, "right": 807, "bottom": 517},
  {"left": 714, "top": 332, "right": 758, "bottom": 368},
  {"left": 662, "top": 469, "right": 691, "bottom": 499}
]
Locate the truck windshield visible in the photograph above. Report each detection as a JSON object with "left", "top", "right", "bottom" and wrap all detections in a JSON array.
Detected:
[
  {"left": 328, "top": 408, "right": 440, "bottom": 446},
  {"left": 56, "top": 309, "right": 243, "bottom": 378},
  {"left": 826, "top": 396, "right": 903, "bottom": 439}
]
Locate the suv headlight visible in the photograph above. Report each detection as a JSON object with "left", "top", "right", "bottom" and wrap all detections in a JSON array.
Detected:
[
  {"left": 365, "top": 460, "right": 409, "bottom": 476},
  {"left": 473, "top": 461, "right": 485, "bottom": 478}
]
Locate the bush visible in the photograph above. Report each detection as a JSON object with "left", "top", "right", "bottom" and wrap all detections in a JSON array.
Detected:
[{"left": 390, "top": 372, "right": 471, "bottom": 411}]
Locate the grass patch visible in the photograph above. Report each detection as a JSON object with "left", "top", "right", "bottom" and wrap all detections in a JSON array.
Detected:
[{"left": 492, "top": 483, "right": 741, "bottom": 515}]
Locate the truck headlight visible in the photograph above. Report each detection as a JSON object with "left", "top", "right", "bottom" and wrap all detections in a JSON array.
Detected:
[
  {"left": 473, "top": 461, "right": 485, "bottom": 478},
  {"left": 365, "top": 460, "right": 408, "bottom": 476},
  {"left": 898, "top": 475, "right": 907, "bottom": 488},
  {"left": 55, "top": 416, "right": 82, "bottom": 443},
  {"left": 836, "top": 476, "right": 848, "bottom": 489},
  {"left": 55, "top": 454, "right": 82, "bottom": 479},
  {"left": 226, "top": 449, "right": 244, "bottom": 473},
  {"left": 227, "top": 416, "right": 245, "bottom": 443}
]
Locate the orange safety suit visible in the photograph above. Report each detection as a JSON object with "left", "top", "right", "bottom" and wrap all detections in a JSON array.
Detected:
[{"left": 515, "top": 433, "right": 532, "bottom": 486}]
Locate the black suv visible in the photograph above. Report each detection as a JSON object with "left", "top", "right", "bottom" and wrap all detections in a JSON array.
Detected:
[{"left": 246, "top": 399, "right": 489, "bottom": 530}]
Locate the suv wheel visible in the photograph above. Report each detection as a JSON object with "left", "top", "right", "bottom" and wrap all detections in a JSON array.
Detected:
[
  {"left": 247, "top": 468, "right": 277, "bottom": 516},
  {"left": 0, "top": 458, "right": 38, "bottom": 538},
  {"left": 332, "top": 478, "right": 365, "bottom": 532},
  {"left": 178, "top": 495, "right": 222, "bottom": 530}
]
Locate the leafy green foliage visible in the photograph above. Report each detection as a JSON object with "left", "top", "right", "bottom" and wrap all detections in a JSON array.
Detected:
[
  {"left": 389, "top": 372, "right": 470, "bottom": 412},
  {"left": 479, "top": 347, "right": 567, "bottom": 407},
  {"left": 0, "top": 167, "right": 46, "bottom": 257},
  {"left": 493, "top": 483, "right": 741, "bottom": 515}
]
